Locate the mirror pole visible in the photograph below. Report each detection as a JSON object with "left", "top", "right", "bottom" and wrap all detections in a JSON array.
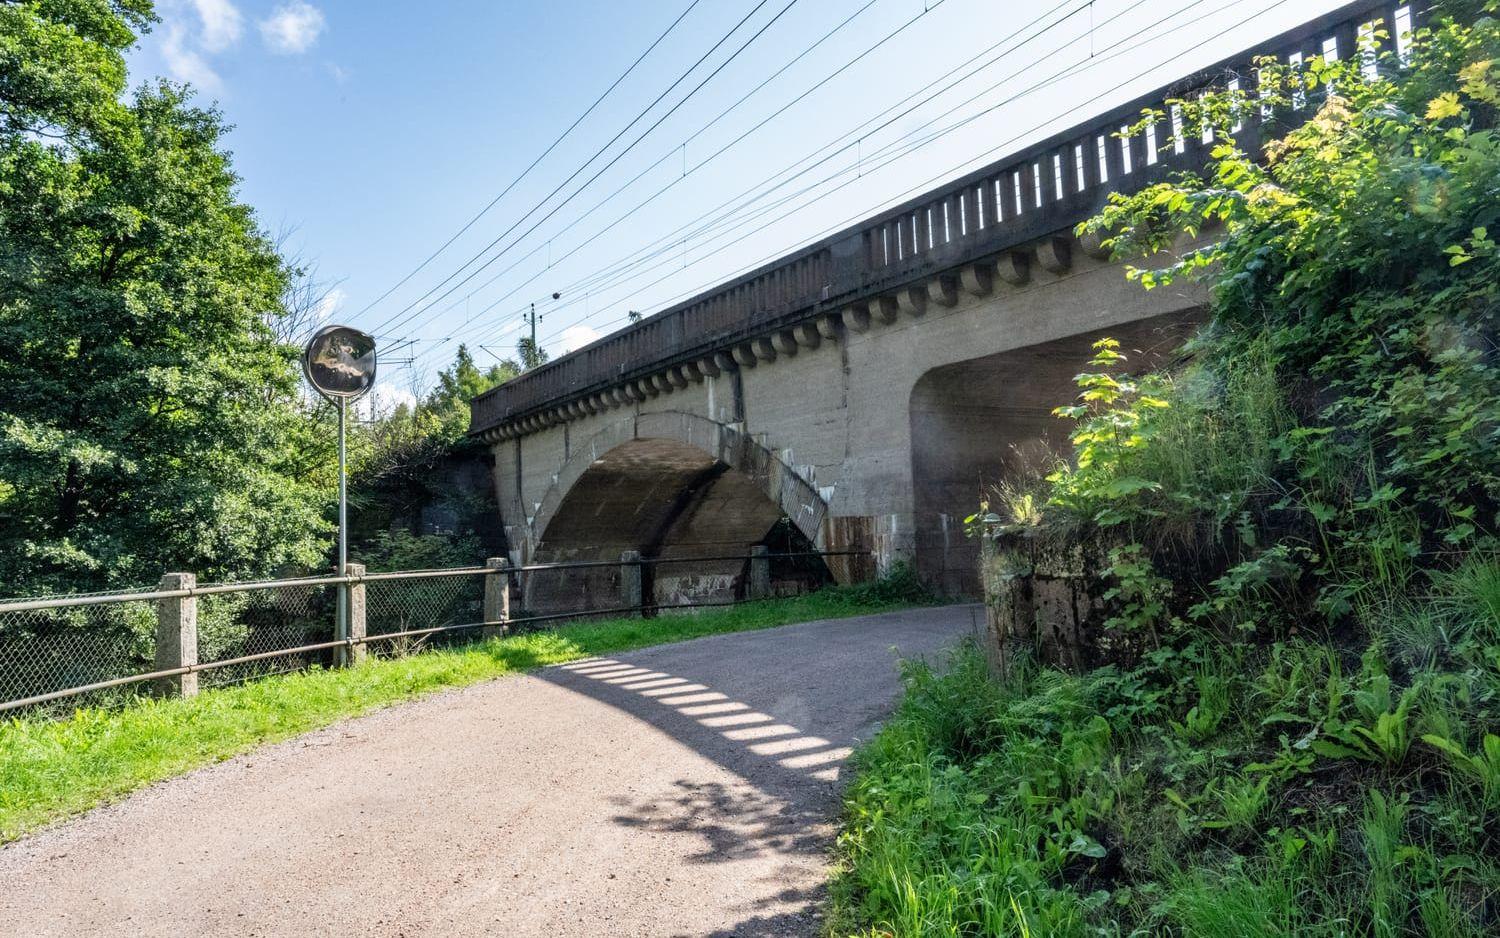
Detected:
[{"left": 336, "top": 396, "right": 349, "bottom": 656}]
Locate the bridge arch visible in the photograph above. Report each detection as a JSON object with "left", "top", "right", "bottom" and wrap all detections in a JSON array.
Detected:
[{"left": 520, "top": 411, "right": 833, "bottom": 612}]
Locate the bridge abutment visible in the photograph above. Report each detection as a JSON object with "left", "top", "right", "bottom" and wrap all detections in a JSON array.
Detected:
[{"left": 480, "top": 234, "right": 1206, "bottom": 606}]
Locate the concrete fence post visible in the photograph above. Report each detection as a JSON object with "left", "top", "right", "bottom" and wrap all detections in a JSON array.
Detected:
[
  {"left": 483, "top": 557, "right": 511, "bottom": 639},
  {"left": 155, "top": 572, "right": 198, "bottom": 698},
  {"left": 748, "top": 546, "right": 771, "bottom": 601},
  {"left": 344, "top": 563, "right": 366, "bottom": 666},
  {"left": 620, "top": 551, "right": 643, "bottom": 615}
]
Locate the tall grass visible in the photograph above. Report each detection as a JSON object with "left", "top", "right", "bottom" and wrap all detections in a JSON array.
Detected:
[{"left": 830, "top": 553, "right": 1500, "bottom": 936}]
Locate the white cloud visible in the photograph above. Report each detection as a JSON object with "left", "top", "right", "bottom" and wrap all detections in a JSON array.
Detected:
[
  {"left": 162, "top": 20, "right": 225, "bottom": 92},
  {"left": 311, "top": 287, "right": 346, "bottom": 327},
  {"left": 158, "top": 0, "right": 243, "bottom": 92},
  {"left": 359, "top": 382, "right": 418, "bottom": 420},
  {"left": 259, "top": 2, "right": 326, "bottom": 55},
  {"left": 552, "top": 324, "right": 601, "bottom": 357},
  {"left": 190, "top": 0, "right": 243, "bottom": 52}
]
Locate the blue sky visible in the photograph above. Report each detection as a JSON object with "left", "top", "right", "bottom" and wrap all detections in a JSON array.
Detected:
[{"left": 127, "top": 0, "right": 1359, "bottom": 411}]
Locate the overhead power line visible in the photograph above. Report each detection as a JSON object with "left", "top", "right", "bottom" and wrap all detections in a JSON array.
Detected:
[
  {"left": 516, "top": 0, "right": 1288, "bottom": 353},
  {"left": 368, "top": 0, "right": 797, "bottom": 336},
  {"left": 350, "top": 0, "right": 706, "bottom": 323},
  {"left": 441, "top": 0, "right": 1149, "bottom": 355},
  {"left": 402, "top": 0, "right": 1076, "bottom": 368},
  {"left": 385, "top": 0, "right": 908, "bottom": 352}
]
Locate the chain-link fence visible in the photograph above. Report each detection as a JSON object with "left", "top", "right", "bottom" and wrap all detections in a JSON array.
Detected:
[
  {"left": 0, "top": 568, "right": 497, "bottom": 718},
  {"left": 365, "top": 573, "right": 485, "bottom": 660},
  {"left": 0, "top": 550, "right": 871, "bottom": 718},
  {"left": 0, "top": 589, "right": 159, "bottom": 714},
  {"left": 196, "top": 583, "right": 337, "bottom": 688}
]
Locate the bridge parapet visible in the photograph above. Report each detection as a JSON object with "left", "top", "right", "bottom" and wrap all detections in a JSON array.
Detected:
[{"left": 470, "top": 0, "right": 1422, "bottom": 440}]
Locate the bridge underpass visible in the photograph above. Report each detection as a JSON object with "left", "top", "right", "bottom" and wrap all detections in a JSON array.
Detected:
[
  {"left": 467, "top": 0, "right": 1416, "bottom": 608},
  {"left": 523, "top": 433, "right": 836, "bottom": 613}
]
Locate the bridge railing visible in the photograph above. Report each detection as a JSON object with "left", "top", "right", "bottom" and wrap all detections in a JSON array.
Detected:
[
  {"left": 470, "top": 0, "right": 1425, "bottom": 435},
  {"left": 0, "top": 550, "right": 871, "bottom": 716}
]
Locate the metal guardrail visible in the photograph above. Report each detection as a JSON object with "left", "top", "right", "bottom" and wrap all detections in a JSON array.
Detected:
[
  {"left": 469, "top": 0, "right": 1427, "bottom": 435},
  {"left": 0, "top": 550, "right": 871, "bottom": 716}
]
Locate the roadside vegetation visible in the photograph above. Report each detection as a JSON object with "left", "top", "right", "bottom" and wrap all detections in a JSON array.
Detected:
[
  {"left": 0, "top": 1, "right": 525, "bottom": 599},
  {"left": 0, "top": 568, "right": 930, "bottom": 843},
  {"left": 831, "top": 4, "right": 1500, "bottom": 935}
]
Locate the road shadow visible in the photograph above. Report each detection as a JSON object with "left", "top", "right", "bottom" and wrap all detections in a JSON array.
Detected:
[{"left": 533, "top": 608, "right": 974, "bottom": 935}]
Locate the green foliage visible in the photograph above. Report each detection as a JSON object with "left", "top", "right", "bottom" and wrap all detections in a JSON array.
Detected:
[
  {"left": 421, "top": 343, "right": 518, "bottom": 443},
  {"left": 345, "top": 344, "right": 515, "bottom": 557},
  {"left": 1077, "top": 10, "right": 1500, "bottom": 579},
  {"left": 838, "top": 7, "right": 1500, "bottom": 934},
  {"left": 0, "top": 0, "right": 154, "bottom": 141},
  {"left": 0, "top": 1, "right": 340, "bottom": 593}
]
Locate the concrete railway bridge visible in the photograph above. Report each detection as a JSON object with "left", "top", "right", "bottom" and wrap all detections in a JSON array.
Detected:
[{"left": 467, "top": 1, "right": 1422, "bottom": 609}]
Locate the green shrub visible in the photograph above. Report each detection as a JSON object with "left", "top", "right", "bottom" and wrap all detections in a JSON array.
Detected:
[{"left": 835, "top": 6, "right": 1500, "bottom": 933}]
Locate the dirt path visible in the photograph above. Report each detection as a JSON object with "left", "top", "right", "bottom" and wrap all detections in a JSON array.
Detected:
[{"left": 0, "top": 605, "right": 976, "bottom": 937}]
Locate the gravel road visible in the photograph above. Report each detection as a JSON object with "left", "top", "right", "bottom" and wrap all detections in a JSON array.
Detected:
[{"left": 0, "top": 604, "right": 976, "bottom": 937}]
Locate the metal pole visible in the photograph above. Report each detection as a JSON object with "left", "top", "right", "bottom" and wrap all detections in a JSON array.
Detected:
[{"left": 336, "top": 396, "right": 348, "bottom": 652}]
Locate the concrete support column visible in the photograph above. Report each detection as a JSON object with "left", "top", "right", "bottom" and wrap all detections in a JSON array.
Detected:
[
  {"left": 997, "top": 251, "right": 1031, "bottom": 285},
  {"left": 155, "top": 572, "right": 198, "bottom": 698},
  {"left": 926, "top": 275, "right": 959, "bottom": 308},
  {"left": 1036, "top": 236, "right": 1073, "bottom": 274},
  {"left": 842, "top": 304, "right": 871, "bottom": 333},
  {"left": 483, "top": 557, "right": 511, "bottom": 639},
  {"left": 961, "top": 260, "right": 995, "bottom": 297},
  {"left": 897, "top": 286, "right": 928, "bottom": 318},
  {"left": 620, "top": 551, "right": 644, "bottom": 615},
  {"left": 793, "top": 322, "right": 821, "bottom": 350},
  {"left": 748, "top": 546, "right": 771, "bottom": 601},
  {"left": 1078, "top": 228, "right": 1112, "bottom": 259},
  {"left": 344, "top": 563, "right": 367, "bottom": 666},
  {"left": 816, "top": 313, "right": 842, "bottom": 340}
]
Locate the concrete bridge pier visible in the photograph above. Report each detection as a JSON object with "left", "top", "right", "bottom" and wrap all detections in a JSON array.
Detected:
[{"left": 477, "top": 233, "right": 1204, "bottom": 608}]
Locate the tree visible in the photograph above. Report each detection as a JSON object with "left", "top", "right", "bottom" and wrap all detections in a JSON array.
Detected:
[
  {"left": 0, "top": 0, "right": 153, "bottom": 141},
  {"left": 0, "top": 2, "right": 334, "bottom": 592},
  {"left": 516, "top": 334, "right": 548, "bottom": 371},
  {"left": 423, "top": 344, "right": 519, "bottom": 440},
  {"left": 346, "top": 345, "right": 514, "bottom": 564}
]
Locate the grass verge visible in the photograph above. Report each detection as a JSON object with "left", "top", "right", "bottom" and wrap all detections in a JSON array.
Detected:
[
  {"left": 0, "top": 577, "right": 926, "bottom": 843},
  {"left": 828, "top": 614, "right": 1500, "bottom": 936}
]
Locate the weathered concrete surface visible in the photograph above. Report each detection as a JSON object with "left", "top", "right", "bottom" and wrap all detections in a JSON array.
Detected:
[
  {"left": 0, "top": 605, "right": 976, "bottom": 938},
  {"left": 487, "top": 238, "right": 1206, "bottom": 604}
]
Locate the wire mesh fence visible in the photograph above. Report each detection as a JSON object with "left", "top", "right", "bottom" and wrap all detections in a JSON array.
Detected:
[
  {"left": 0, "top": 550, "right": 871, "bottom": 718},
  {"left": 0, "top": 591, "right": 159, "bottom": 714},
  {"left": 196, "top": 583, "right": 337, "bottom": 688},
  {"left": 365, "top": 574, "right": 485, "bottom": 659}
]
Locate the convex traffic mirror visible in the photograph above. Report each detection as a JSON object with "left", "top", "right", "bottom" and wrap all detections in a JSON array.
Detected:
[{"left": 302, "top": 325, "right": 377, "bottom": 401}]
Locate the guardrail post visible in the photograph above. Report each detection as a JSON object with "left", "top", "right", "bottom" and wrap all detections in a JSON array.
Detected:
[
  {"left": 155, "top": 572, "right": 198, "bottom": 699},
  {"left": 748, "top": 546, "right": 771, "bottom": 601},
  {"left": 620, "top": 551, "right": 643, "bottom": 615},
  {"left": 344, "top": 563, "right": 366, "bottom": 666},
  {"left": 484, "top": 557, "right": 511, "bottom": 639}
]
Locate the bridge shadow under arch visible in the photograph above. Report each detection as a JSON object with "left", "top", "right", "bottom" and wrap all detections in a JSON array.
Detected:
[
  {"left": 521, "top": 412, "right": 835, "bottom": 615},
  {"left": 908, "top": 311, "right": 1202, "bottom": 596}
]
